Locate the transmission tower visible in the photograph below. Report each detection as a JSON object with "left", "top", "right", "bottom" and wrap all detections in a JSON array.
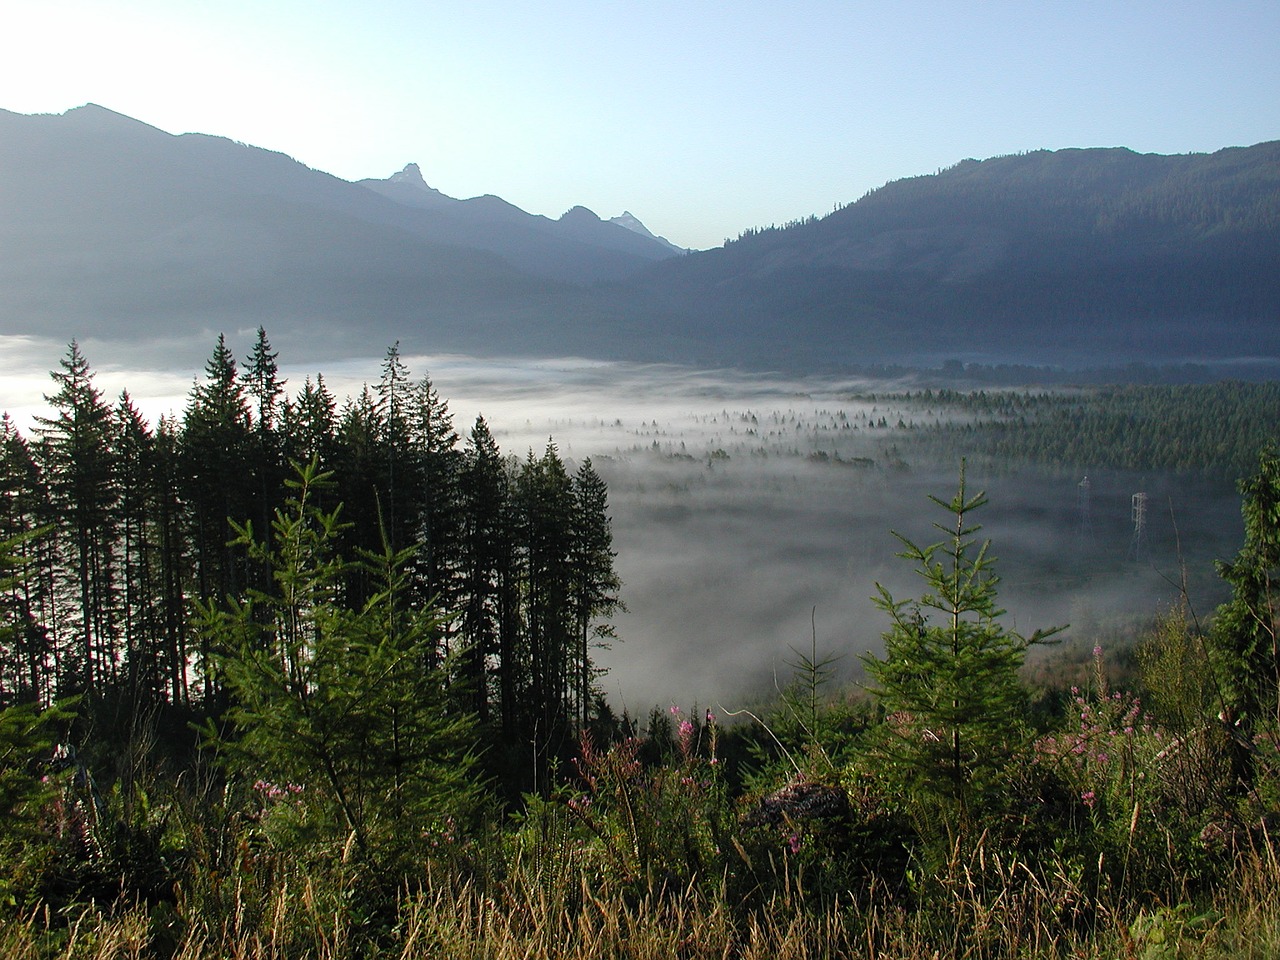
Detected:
[
  {"left": 1076, "top": 476, "right": 1094, "bottom": 547},
  {"left": 1128, "top": 491, "right": 1148, "bottom": 562}
]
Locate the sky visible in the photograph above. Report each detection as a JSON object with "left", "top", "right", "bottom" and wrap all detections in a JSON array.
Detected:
[{"left": 2, "top": 1, "right": 1278, "bottom": 250}]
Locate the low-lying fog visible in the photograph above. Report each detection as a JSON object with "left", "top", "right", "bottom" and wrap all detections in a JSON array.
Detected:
[{"left": 2, "top": 336, "right": 1245, "bottom": 715}]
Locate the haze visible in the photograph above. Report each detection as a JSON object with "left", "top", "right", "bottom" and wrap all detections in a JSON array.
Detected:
[
  {"left": 2, "top": 337, "right": 1240, "bottom": 713},
  {"left": 3, "top": 2, "right": 1277, "bottom": 250}
]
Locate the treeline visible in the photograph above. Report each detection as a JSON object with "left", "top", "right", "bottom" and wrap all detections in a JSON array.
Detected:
[
  {"left": 0, "top": 330, "right": 621, "bottom": 789},
  {"left": 897, "top": 381, "right": 1280, "bottom": 477}
]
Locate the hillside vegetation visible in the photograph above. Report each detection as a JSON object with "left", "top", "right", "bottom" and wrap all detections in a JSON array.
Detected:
[{"left": 4, "top": 342, "right": 1280, "bottom": 957}]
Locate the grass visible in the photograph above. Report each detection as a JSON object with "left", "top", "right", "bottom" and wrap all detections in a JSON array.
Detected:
[{"left": 3, "top": 834, "right": 1279, "bottom": 960}]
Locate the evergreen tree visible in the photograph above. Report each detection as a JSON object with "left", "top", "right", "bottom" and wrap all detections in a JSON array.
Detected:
[
  {"left": 113, "top": 392, "right": 166, "bottom": 705},
  {"left": 181, "top": 335, "right": 253, "bottom": 699},
  {"left": 202, "top": 460, "right": 479, "bottom": 864},
  {"left": 0, "top": 417, "right": 53, "bottom": 705},
  {"left": 861, "top": 465, "right": 1057, "bottom": 823},
  {"left": 569, "top": 458, "right": 623, "bottom": 729},
  {"left": 458, "top": 416, "right": 510, "bottom": 722},
  {"left": 151, "top": 416, "right": 191, "bottom": 705},
  {"left": 33, "top": 342, "right": 121, "bottom": 694},
  {"left": 1211, "top": 447, "right": 1280, "bottom": 728},
  {"left": 281, "top": 375, "right": 337, "bottom": 473},
  {"left": 242, "top": 327, "right": 285, "bottom": 437},
  {"left": 407, "top": 375, "right": 463, "bottom": 653},
  {"left": 516, "top": 443, "right": 576, "bottom": 781},
  {"left": 242, "top": 327, "right": 288, "bottom": 578},
  {"left": 332, "top": 385, "right": 387, "bottom": 606},
  {"left": 374, "top": 343, "right": 414, "bottom": 556}
]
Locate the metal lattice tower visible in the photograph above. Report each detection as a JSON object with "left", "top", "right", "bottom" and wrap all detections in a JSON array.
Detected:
[
  {"left": 1128, "top": 491, "right": 1148, "bottom": 562},
  {"left": 1076, "top": 476, "right": 1094, "bottom": 547}
]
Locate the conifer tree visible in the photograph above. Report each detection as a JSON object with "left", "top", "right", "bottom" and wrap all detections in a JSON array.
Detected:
[
  {"left": 242, "top": 327, "right": 288, "bottom": 575},
  {"left": 862, "top": 466, "right": 1057, "bottom": 822},
  {"left": 113, "top": 392, "right": 165, "bottom": 704},
  {"left": 182, "top": 335, "right": 253, "bottom": 603},
  {"left": 0, "top": 417, "right": 53, "bottom": 704},
  {"left": 374, "top": 343, "right": 414, "bottom": 555},
  {"left": 407, "top": 375, "right": 464, "bottom": 660},
  {"left": 202, "top": 460, "right": 479, "bottom": 864},
  {"left": 516, "top": 443, "right": 577, "bottom": 780},
  {"left": 569, "top": 458, "right": 623, "bottom": 729},
  {"left": 34, "top": 342, "right": 121, "bottom": 693},
  {"left": 151, "top": 416, "right": 191, "bottom": 704},
  {"left": 458, "top": 416, "right": 509, "bottom": 721},
  {"left": 181, "top": 335, "right": 254, "bottom": 700},
  {"left": 333, "top": 385, "right": 387, "bottom": 606},
  {"left": 281, "top": 375, "right": 337, "bottom": 473},
  {"left": 1211, "top": 447, "right": 1280, "bottom": 730}
]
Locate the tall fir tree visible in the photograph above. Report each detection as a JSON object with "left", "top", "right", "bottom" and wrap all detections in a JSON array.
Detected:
[
  {"left": 458, "top": 416, "right": 509, "bottom": 722},
  {"left": 0, "top": 416, "right": 54, "bottom": 705},
  {"left": 242, "top": 327, "right": 288, "bottom": 586},
  {"left": 181, "top": 335, "right": 253, "bottom": 699},
  {"left": 407, "top": 374, "right": 463, "bottom": 653},
  {"left": 113, "top": 392, "right": 166, "bottom": 705},
  {"left": 33, "top": 342, "right": 121, "bottom": 694},
  {"left": 569, "top": 458, "right": 623, "bottom": 730},
  {"left": 516, "top": 443, "right": 577, "bottom": 782}
]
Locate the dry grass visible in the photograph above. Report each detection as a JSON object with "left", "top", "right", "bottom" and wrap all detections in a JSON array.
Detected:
[{"left": 4, "top": 834, "right": 1280, "bottom": 960}]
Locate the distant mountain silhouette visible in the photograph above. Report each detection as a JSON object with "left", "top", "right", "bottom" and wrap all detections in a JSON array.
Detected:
[
  {"left": 0, "top": 104, "right": 676, "bottom": 361},
  {"left": 1, "top": 104, "right": 1276, "bottom": 370},
  {"left": 608, "top": 211, "right": 687, "bottom": 255},
  {"left": 358, "top": 162, "right": 682, "bottom": 278},
  {"left": 615, "top": 144, "right": 1280, "bottom": 368}
]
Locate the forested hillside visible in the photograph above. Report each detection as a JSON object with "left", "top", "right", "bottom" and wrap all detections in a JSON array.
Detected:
[{"left": 618, "top": 142, "right": 1280, "bottom": 368}]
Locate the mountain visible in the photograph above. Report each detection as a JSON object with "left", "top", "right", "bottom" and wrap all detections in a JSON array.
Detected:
[
  {"left": 0, "top": 104, "right": 677, "bottom": 361},
  {"left": 1, "top": 103, "right": 1277, "bottom": 371},
  {"left": 615, "top": 143, "right": 1280, "bottom": 368},
  {"left": 608, "top": 211, "right": 687, "bottom": 255},
  {"left": 357, "top": 162, "right": 682, "bottom": 279}
]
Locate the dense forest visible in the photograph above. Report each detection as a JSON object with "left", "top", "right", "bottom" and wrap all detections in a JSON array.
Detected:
[
  {"left": 4, "top": 344, "right": 1280, "bottom": 958},
  {"left": 892, "top": 381, "right": 1280, "bottom": 478},
  {"left": 0, "top": 331, "right": 623, "bottom": 796}
]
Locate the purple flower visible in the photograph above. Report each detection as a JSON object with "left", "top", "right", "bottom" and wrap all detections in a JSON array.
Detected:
[{"left": 788, "top": 833, "right": 801, "bottom": 854}]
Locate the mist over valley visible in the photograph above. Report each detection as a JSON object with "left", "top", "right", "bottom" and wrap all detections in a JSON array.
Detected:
[
  {"left": 1, "top": 337, "right": 1242, "bottom": 713},
  {"left": 0, "top": 103, "right": 1274, "bottom": 711}
]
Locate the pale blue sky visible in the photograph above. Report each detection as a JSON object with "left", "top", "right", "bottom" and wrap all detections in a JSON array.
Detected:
[{"left": 3, "top": 0, "right": 1277, "bottom": 249}]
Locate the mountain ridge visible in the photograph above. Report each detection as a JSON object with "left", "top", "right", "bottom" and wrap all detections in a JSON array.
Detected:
[
  {"left": 1, "top": 103, "right": 1277, "bottom": 371},
  {"left": 611, "top": 140, "right": 1280, "bottom": 368}
]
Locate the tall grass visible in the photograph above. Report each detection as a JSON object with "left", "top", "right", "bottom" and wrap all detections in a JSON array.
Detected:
[{"left": 4, "top": 834, "right": 1279, "bottom": 960}]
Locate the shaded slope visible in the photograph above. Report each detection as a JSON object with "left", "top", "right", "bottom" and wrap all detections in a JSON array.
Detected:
[{"left": 620, "top": 143, "right": 1280, "bottom": 368}]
